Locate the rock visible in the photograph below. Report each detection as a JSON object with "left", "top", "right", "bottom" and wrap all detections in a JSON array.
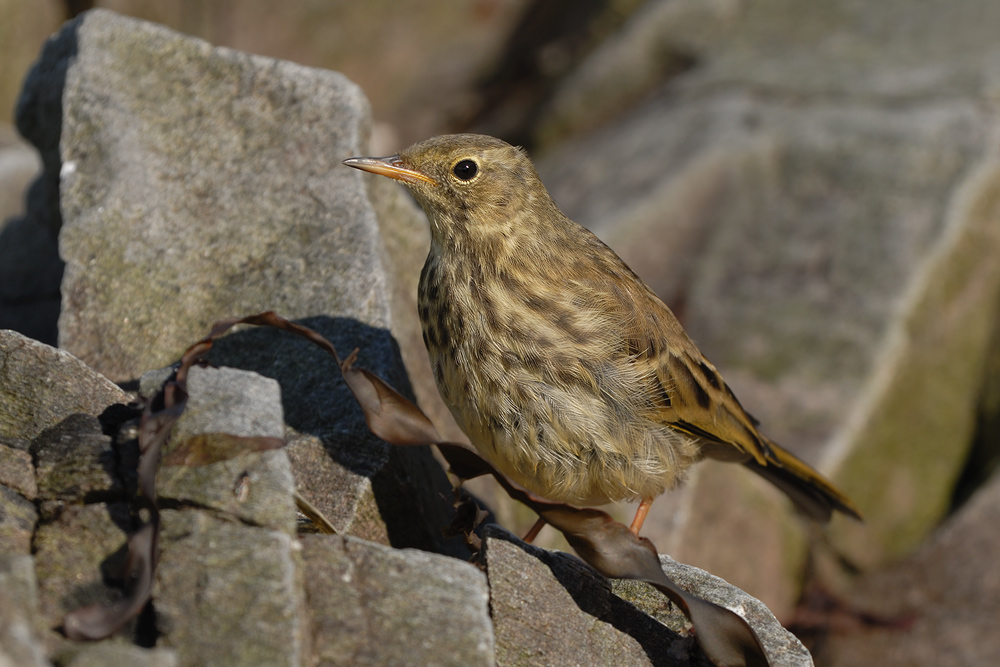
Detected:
[
  {"left": 154, "top": 510, "right": 300, "bottom": 667},
  {"left": 299, "top": 534, "right": 495, "bottom": 667},
  {"left": 284, "top": 432, "right": 391, "bottom": 544},
  {"left": 169, "top": 366, "right": 285, "bottom": 443},
  {"left": 0, "top": 554, "right": 49, "bottom": 667},
  {"left": 533, "top": 0, "right": 720, "bottom": 149},
  {"left": 483, "top": 525, "right": 812, "bottom": 666},
  {"left": 156, "top": 366, "right": 295, "bottom": 535},
  {"left": 530, "top": 0, "right": 1000, "bottom": 606},
  {"left": 58, "top": 641, "right": 178, "bottom": 667},
  {"left": 0, "top": 331, "right": 136, "bottom": 656},
  {"left": 645, "top": 555, "right": 813, "bottom": 667},
  {"left": 31, "top": 414, "right": 123, "bottom": 503},
  {"left": 146, "top": 365, "right": 299, "bottom": 665},
  {"left": 0, "top": 438, "right": 37, "bottom": 500},
  {"left": 485, "top": 530, "right": 691, "bottom": 666},
  {"left": 203, "top": 319, "right": 465, "bottom": 556},
  {"left": 826, "top": 158, "right": 1000, "bottom": 565},
  {"left": 0, "top": 486, "right": 38, "bottom": 555},
  {"left": 32, "top": 502, "right": 132, "bottom": 641},
  {"left": 817, "top": 469, "right": 1000, "bottom": 666},
  {"left": 537, "top": 0, "right": 1000, "bottom": 146},
  {"left": 0, "top": 330, "right": 129, "bottom": 443},
  {"left": 16, "top": 8, "right": 385, "bottom": 382}
]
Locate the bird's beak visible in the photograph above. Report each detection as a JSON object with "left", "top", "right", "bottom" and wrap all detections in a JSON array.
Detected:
[{"left": 342, "top": 155, "right": 438, "bottom": 186}]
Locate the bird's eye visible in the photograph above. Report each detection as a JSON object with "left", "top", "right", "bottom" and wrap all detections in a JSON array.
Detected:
[{"left": 452, "top": 159, "right": 479, "bottom": 181}]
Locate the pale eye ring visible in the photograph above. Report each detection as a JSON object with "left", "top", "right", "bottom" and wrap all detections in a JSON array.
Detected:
[{"left": 453, "top": 159, "right": 478, "bottom": 181}]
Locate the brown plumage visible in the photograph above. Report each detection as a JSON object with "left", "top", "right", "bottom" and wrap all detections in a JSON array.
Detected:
[{"left": 344, "top": 134, "right": 861, "bottom": 534}]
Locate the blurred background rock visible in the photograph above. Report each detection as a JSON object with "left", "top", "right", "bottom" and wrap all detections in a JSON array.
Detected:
[{"left": 3, "top": 2, "right": 1000, "bottom": 665}]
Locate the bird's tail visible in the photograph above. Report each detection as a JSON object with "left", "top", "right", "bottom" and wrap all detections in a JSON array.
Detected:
[{"left": 745, "top": 438, "right": 862, "bottom": 522}]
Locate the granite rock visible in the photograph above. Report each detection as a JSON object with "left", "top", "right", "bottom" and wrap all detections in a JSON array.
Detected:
[
  {"left": 484, "top": 525, "right": 812, "bottom": 667},
  {"left": 156, "top": 366, "right": 295, "bottom": 535},
  {"left": 299, "top": 534, "right": 495, "bottom": 667},
  {"left": 0, "top": 330, "right": 129, "bottom": 443}
]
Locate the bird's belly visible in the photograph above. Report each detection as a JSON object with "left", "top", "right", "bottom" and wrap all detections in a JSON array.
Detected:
[{"left": 428, "top": 340, "right": 698, "bottom": 506}]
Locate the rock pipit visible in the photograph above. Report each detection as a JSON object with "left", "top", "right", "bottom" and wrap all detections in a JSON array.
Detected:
[{"left": 345, "top": 134, "right": 861, "bottom": 535}]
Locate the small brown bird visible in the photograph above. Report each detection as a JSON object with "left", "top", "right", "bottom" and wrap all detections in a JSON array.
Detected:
[{"left": 344, "top": 134, "right": 861, "bottom": 535}]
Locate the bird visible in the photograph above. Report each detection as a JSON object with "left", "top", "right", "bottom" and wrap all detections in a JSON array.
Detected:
[{"left": 344, "top": 134, "right": 861, "bottom": 537}]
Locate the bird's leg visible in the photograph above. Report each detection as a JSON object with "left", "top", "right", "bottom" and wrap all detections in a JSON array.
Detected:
[
  {"left": 522, "top": 516, "right": 547, "bottom": 543},
  {"left": 629, "top": 497, "right": 654, "bottom": 535}
]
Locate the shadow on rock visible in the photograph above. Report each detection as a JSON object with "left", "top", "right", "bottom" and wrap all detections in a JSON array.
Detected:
[{"left": 205, "top": 314, "right": 467, "bottom": 557}]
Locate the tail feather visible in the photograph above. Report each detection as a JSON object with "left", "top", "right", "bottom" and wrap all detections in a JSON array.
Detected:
[{"left": 744, "top": 439, "right": 862, "bottom": 522}]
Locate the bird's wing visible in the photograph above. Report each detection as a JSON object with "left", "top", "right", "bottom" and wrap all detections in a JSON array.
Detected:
[
  {"left": 620, "top": 285, "right": 863, "bottom": 520},
  {"left": 633, "top": 309, "right": 773, "bottom": 467}
]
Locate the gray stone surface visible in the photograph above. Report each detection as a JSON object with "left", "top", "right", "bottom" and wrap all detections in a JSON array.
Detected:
[
  {"left": 15, "top": 8, "right": 386, "bottom": 382},
  {"left": 285, "top": 432, "right": 390, "bottom": 543},
  {"left": 484, "top": 525, "right": 807, "bottom": 666},
  {"left": 0, "top": 484, "right": 38, "bottom": 555},
  {"left": 32, "top": 502, "right": 131, "bottom": 638},
  {"left": 0, "top": 554, "right": 49, "bottom": 667},
  {"left": 0, "top": 331, "right": 136, "bottom": 658},
  {"left": 170, "top": 366, "right": 285, "bottom": 442},
  {"left": 654, "top": 556, "right": 812, "bottom": 667},
  {"left": 300, "top": 534, "right": 495, "bottom": 667},
  {"left": 156, "top": 366, "right": 296, "bottom": 535},
  {"left": 0, "top": 440, "right": 36, "bottom": 500},
  {"left": 154, "top": 510, "right": 300, "bottom": 667},
  {"left": 538, "top": 0, "right": 1000, "bottom": 146},
  {"left": 31, "top": 414, "right": 122, "bottom": 503},
  {"left": 0, "top": 330, "right": 129, "bottom": 442},
  {"left": 151, "top": 366, "right": 299, "bottom": 665},
  {"left": 59, "top": 641, "right": 178, "bottom": 667}
]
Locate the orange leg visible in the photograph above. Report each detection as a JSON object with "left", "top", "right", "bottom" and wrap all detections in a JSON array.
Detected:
[
  {"left": 629, "top": 497, "right": 654, "bottom": 535},
  {"left": 522, "top": 516, "right": 546, "bottom": 543}
]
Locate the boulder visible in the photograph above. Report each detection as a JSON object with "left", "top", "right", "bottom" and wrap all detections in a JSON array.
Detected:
[
  {"left": 0, "top": 330, "right": 129, "bottom": 442},
  {"left": 299, "top": 534, "right": 495, "bottom": 666},
  {"left": 155, "top": 366, "right": 295, "bottom": 534},
  {"left": 154, "top": 511, "right": 301, "bottom": 667},
  {"left": 484, "top": 525, "right": 812, "bottom": 667}
]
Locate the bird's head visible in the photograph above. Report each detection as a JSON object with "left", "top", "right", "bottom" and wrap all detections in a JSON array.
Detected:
[{"left": 344, "top": 134, "right": 558, "bottom": 240}]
